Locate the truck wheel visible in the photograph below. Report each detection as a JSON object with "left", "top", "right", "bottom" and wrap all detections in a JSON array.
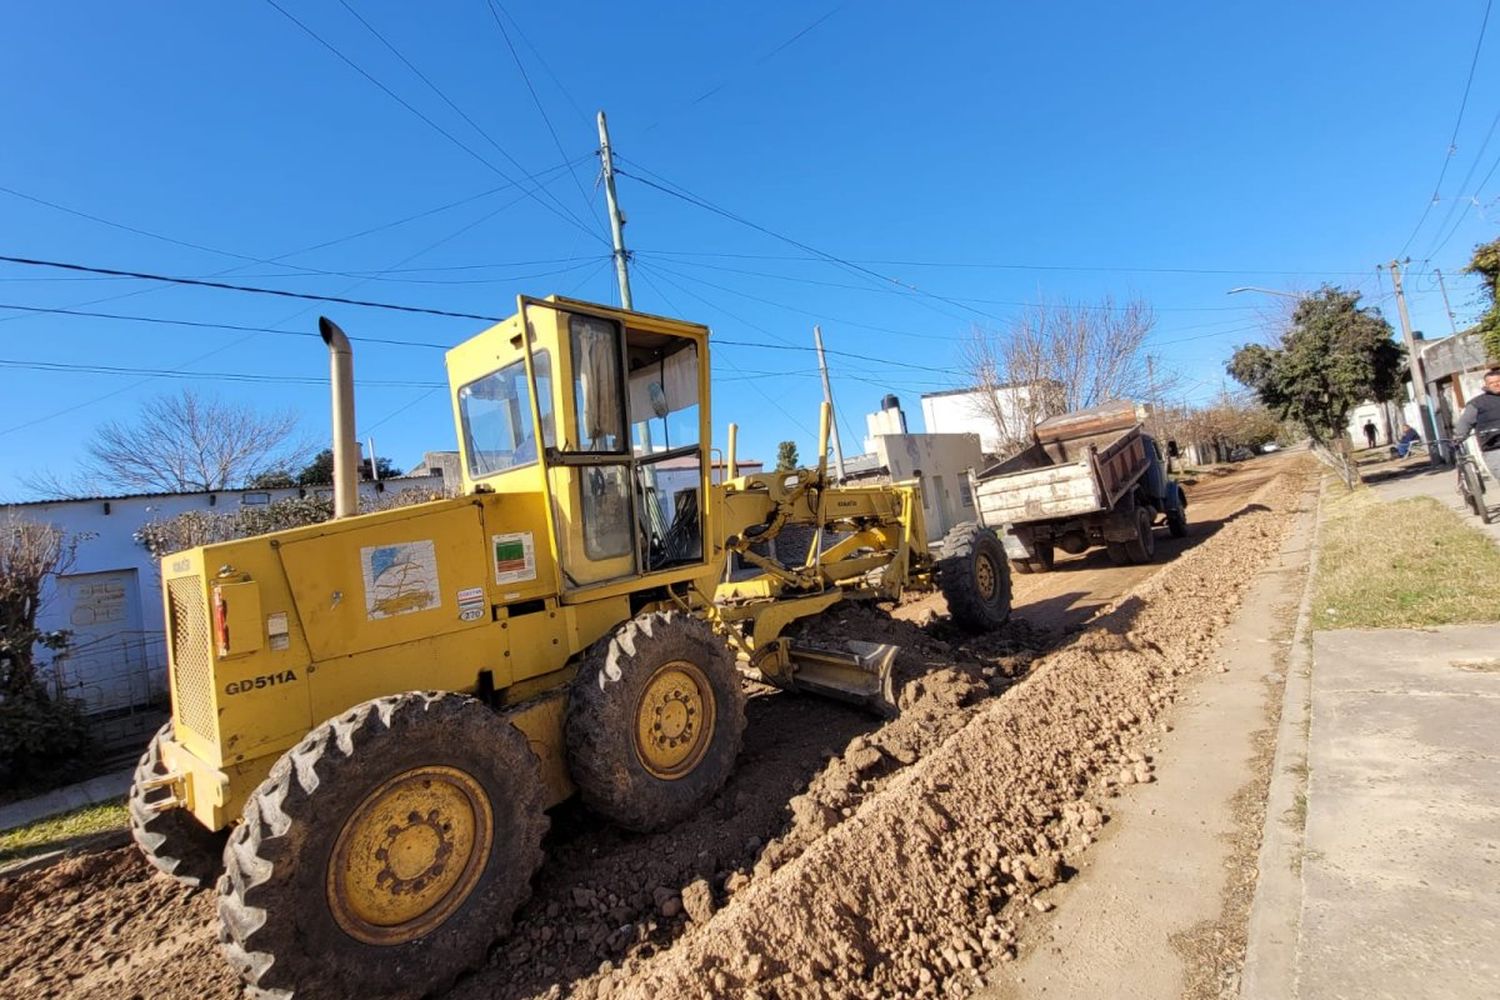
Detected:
[
  {"left": 937, "top": 522, "right": 1012, "bottom": 632},
  {"left": 1105, "top": 543, "right": 1131, "bottom": 566},
  {"left": 218, "top": 693, "right": 547, "bottom": 1000},
  {"left": 1123, "top": 507, "right": 1157, "bottom": 564},
  {"left": 1167, "top": 488, "right": 1189, "bottom": 538},
  {"left": 1011, "top": 541, "right": 1054, "bottom": 575},
  {"left": 130, "top": 722, "right": 225, "bottom": 889},
  {"left": 566, "top": 611, "right": 746, "bottom": 833}
]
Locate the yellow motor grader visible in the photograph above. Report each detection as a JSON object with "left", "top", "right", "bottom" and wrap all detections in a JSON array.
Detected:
[{"left": 128, "top": 295, "right": 1012, "bottom": 998}]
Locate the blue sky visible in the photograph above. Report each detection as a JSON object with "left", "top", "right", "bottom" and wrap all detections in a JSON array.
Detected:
[{"left": 3, "top": 1, "right": 1498, "bottom": 497}]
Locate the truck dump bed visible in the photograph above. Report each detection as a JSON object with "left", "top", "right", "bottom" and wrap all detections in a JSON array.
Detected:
[{"left": 971, "top": 400, "right": 1149, "bottom": 526}]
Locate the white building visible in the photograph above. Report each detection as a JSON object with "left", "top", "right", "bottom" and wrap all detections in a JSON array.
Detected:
[
  {"left": 920, "top": 383, "right": 1055, "bottom": 456},
  {"left": 4, "top": 473, "right": 442, "bottom": 746},
  {"left": 845, "top": 396, "right": 984, "bottom": 542}
]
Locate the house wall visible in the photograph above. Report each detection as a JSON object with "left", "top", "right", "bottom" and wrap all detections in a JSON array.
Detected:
[
  {"left": 872, "top": 433, "right": 984, "bottom": 540},
  {"left": 4, "top": 475, "right": 441, "bottom": 722},
  {"left": 920, "top": 386, "right": 1046, "bottom": 455}
]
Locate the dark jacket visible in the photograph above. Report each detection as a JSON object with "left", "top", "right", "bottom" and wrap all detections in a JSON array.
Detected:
[{"left": 1455, "top": 389, "right": 1500, "bottom": 447}]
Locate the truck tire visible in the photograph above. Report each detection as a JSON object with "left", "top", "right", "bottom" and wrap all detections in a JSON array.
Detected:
[
  {"left": 1123, "top": 506, "right": 1157, "bottom": 564},
  {"left": 937, "top": 522, "right": 1012, "bottom": 632},
  {"left": 218, "top": 693, "right": 547, "bottom": 1000},
  {"left": 566, "top": 611, "right": 746, "bottom": 833},
  {"left": 1167, "top": 487, "right": 1189, "bottom": 538},
  {"left": 129, "top": 722, "right": 225, "bottom": 889},
  {"left": 1010, "top": 541, "right": 1054, "bottom": 575}
]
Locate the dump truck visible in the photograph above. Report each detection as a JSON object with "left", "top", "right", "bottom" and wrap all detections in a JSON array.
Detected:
[
  {"left": 127, "top": 295, "right": 1012, "bottom": 999},
  {"left": 962, "top": 400, "right": 1187, "bottom": 574}
]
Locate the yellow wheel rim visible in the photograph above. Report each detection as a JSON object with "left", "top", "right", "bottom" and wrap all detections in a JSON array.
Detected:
[
  {"left": 327, "top": 765, "right": 493, "bottom": 945},
  {"left": 633, "top": 659, "right": 715, "bottom": 780},
  {"left": 976, "top": 554, "right": 998, "bottom": 601}
]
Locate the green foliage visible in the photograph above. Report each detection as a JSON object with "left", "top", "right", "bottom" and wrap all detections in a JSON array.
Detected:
[
  {"left": 1467, "top": 237, "right": 1500, "bottom": 362},
  {"left": 775, "top": 440, "right": 800, "bottom": 472},
  {"left": 297, "top": 449, "right": 402, "bottom": 485},
  {"left": 1226, "top": 287, "right": 1405, "bottom": 445},
  {"left": 0, "top": 680, "right": 91, "bottom": 792},
  {"left": 247, "top": 469, "right": 297, "bottom": 489}
]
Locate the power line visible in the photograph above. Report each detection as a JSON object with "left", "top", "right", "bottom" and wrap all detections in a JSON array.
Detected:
[
  {"left": 644, "top": 5, "right": 845, "bottom": 132},
  {"left": 637, "top": 252, "right": 1264, "bottom": 313},
  {"left": 1398, "top": 0, "right": 1494, "bottom": 257},
  {"left": 638, "top": 247, "right": 1381, "bottom": 278},
  {"left": 0, "top": 254, "right": 507, "bottom": 320},
  {"left": 261, "top": 0, "right": 604, "bottom": 245},
  {"left": 0, "top": 302, "right": 452, "bottom": 349},
  {"left": 616, "top": 161, "right": 995, "bottom": 324},
  {"left": 483, "top": 0, "right": 606, "bottom": 234},
  {"left": 0, "top": 356, "right": 443, "bottom": 388}
]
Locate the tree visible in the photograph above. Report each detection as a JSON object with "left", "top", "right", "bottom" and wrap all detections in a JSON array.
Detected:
[
  {"left": 1227, "top": 287, "right": 1404, "bottom": 488},
  {"left": 775, "top": 441, "right": 800, "bottom": 472},
  {"left": 964, "top": 294, "right": 1163, "bottom": 454},
  {"left": 297, "top": 449, "right": 403, "bottom": 485},
  {"left": 247, "top": 469, "right": 297, "bottom": 489},
  {"left": 59, "top": 389, "right": 304, "bottom": 494},
  {"left": 1467, "top": 236, "right": 1500, "bottom": 362},
  {"left": 0, "top": 515, "right": 90, "bottom": 785}
]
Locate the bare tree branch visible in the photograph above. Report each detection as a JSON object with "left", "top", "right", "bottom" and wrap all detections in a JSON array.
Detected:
[{"left": 56, "top": 389, "right": 309, "bottom": 494}]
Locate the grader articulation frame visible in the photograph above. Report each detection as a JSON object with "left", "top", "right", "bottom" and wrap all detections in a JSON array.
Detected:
[{"left": 128, "top": 295, "right": 1011, "bottom": 998}]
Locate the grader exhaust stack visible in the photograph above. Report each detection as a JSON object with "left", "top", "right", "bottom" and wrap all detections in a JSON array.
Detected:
[{"left": 318, "top": 316, "right": 359, "bottom": 519}]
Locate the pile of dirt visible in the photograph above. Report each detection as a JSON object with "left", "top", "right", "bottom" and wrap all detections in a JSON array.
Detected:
[
  {"left": 557, "top": 466, "right": 1308, "bottom": 1000},
  {"left": 0, "top": 846, "right": 234, "bottom": 999},
  {"left": 0, "top": 460, "right": 1306, "bottom": 1000}
]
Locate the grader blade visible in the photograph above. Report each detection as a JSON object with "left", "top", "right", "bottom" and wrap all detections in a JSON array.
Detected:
[{"left": 787, "top": 640, "right": 900, "bottom": 718}]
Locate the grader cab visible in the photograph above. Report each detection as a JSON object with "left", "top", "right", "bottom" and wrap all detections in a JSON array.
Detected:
[{"left": 128, "top": 296, "right": 1012, "bottom": 998}]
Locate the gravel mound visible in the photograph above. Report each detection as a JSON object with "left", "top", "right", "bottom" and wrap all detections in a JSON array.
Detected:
[{"left": 566, "top": 467, "right": 1307, "bottom": 1000}]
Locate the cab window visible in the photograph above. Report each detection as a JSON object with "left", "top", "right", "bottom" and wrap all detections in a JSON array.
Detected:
[{"left": 458, "top": 350, "right": 553, "bottom": 477}]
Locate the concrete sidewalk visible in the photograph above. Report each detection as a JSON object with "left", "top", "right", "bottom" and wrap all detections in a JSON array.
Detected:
[
  {"left": 0, "top": 767, "right": 132, "bottom": 833},
  {"left": 1247, "top": 625, "right": 1500, "bottom": 999},
  {"left": 1368, "top": 464, "right": 1500, "bottom": 547}
]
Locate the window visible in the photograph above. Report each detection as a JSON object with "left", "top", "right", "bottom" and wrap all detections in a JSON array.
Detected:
[
  {"left": 459, "top": 350, "right": 554, "bottom": 477},
  {"left": 569, "top": 315, "right": 625, "bottom": 452}
]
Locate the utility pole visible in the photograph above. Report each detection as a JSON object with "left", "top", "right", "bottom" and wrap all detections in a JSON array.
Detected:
[
  {"left": 1389, "top": 260, "right": 1441, "bottom": 463},
  {"left": 596, "top": 110, "right": 632, "bottom": 310},
  {"left": 1434, "top": 268, "right": 1460, "bottom": 336},
  {"left": 813, "top": 325, "right": 846, "bottom": 480}
]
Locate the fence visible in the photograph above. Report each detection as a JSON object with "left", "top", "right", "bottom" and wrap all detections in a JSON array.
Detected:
[{"left": 41, "top": 630, "right": 170, "bottom": 753}]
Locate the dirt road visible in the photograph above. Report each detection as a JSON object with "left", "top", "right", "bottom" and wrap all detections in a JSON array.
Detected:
[{"left": 0, "top": 453, "right": 1304, "bottom": 1000}]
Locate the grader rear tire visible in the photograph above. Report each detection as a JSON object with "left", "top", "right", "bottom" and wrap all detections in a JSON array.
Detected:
[
  {"left": 937, "top": 522, "right": 1012, "bottom": 632},
  {"left": 218, "top": 693, "right": 547, "bottom": 1000},
  {"left": 566, "top": 611, "right": 746, "bottom": 833},
  {"left": 129, "top": 723, "right": 225, "bottom": 889}
]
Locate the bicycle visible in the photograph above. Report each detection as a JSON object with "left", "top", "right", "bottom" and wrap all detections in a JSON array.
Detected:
[{"left": 1452, "top": 431, "right": 1500, "bottom": 525}]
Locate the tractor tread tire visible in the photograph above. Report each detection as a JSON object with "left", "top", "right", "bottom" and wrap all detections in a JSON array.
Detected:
[
  {"left": 566, "top": 611, "right": 745, "bottom": 833},
  {"left": 937, "top": 522, "right": 1012, "bottom": 632},
  {"left": 218, "top": 692, "right": 547, "bottom": 1000},
  {"left": 129, "top": 722, "right": 225, "bottom": 889}
]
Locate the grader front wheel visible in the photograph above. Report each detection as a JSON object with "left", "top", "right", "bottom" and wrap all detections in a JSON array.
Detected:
[
  {"left": 937, "top": 522, "right": 1013, "bottom": 632},
  {"left": 218, "top": 693, "right": 547, "bottom": 1000},
  {"left": 129, "top": 723, "right": 225, "bottom": 889},
  {"left": 566, "top": 611, "right": 746, "bottom": 832}
]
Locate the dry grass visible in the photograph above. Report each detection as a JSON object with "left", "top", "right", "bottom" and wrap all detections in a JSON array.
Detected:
[
  {"left": 1313, "top": 489, "right": 1500, "bottom": 629},
  {"left": 0, "top": 800, "right": 128, "bottom": 865}
]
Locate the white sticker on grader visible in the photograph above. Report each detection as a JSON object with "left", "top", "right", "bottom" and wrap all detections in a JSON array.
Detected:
[
  {"left": 492, "top": 532, "right": 537, "bottom": 585},
  {"left": 361, "top": 540, "right": 441, "bottom": 620}
]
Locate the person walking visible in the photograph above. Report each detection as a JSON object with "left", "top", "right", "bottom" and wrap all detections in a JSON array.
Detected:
[{"left": 1362, "top": 420, "right": 1378, "bottom": 449}]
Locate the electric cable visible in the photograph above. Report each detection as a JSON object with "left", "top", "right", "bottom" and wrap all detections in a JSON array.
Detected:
[
  {"left": 1398, "top": 0, "right": 1493, "bottom": 257},
  {"left": 261, "top": 0, "right": 604, "bottom": 244}
]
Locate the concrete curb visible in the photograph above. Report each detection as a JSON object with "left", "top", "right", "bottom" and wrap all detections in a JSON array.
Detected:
[
  {"left": 1239, "top": 482, "right": 1322, "bottom": 999},
  {"left": 0, "top": 767, "right": 134, "bottom": 834}
]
